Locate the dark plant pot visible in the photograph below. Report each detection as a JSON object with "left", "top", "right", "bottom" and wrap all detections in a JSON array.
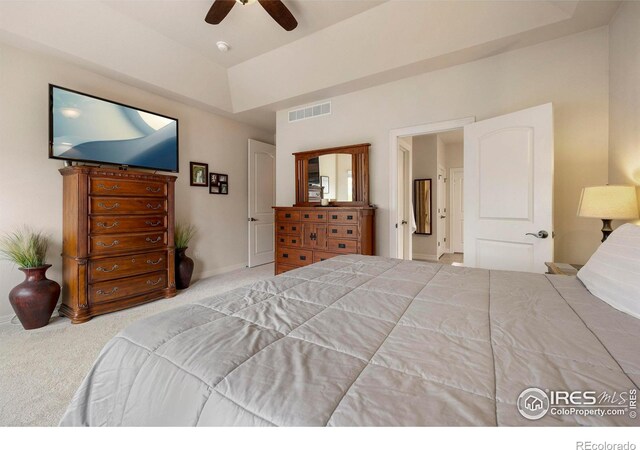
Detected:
[
  {"left": 8, "top": 264, "right": 61, "bottom": 330},
  {"left": 175, "top": 247, "right": 194, "bottom": 290}
]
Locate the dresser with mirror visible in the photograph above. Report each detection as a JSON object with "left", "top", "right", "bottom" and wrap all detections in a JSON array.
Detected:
[{"left": 273, "top": 143, "right": 376, "bottom": 274}]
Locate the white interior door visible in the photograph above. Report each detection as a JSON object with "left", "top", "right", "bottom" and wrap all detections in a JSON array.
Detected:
[
  {"left": 437, "top": 166, "right": 446, "bottom": 259},
  {"left": 248, "top": 139, "right": 276, "bottom": 267},
  {"left": 464, "top": 103, "right": 553, "bottom": 273},
  {"left": 397, "top": 141, "right": 412, "bottom": 260},
  {"left": 450, "top": 168, "right": 464, "bottom": 253}
]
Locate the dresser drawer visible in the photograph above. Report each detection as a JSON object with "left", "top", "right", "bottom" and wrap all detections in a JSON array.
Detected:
[
  {"left": 313, "top": 251, "right": 342, "bottom": 263},
  {"left": 328, "top": 211, "right": 359, "bottom": 224},
  {"left": 276, "top": 222, "right": 301, "bottom": 235},
  {"left": 327, "top": 225, "right": 358, "bottom": 239},
  {"left": 300, "top": 211, "right": 328, "bottom": 222},
  {"left": 276, "top": 211, "right": 300, "bottom": 222},
  {"left": 90, "top": 197, "right": 167, "bottom": 215},
  {"left": 276, "top": 247, "right": 313, "bottom": 266},
  {"left": 89, "top": 271, "right": 167, "bottom": 305},
  {"left": 276, "top": 264, "right": 297, "bottom": 275},
  {"left": 89, "top": 232, "right": 167, "bottom": 255},
  {"left": 326, "top": 239, "right": 358, "bottom": 254},
  {"left": 89, "top": 216, "right": 166, "bottom": 235},
  {"left": 90, "top": 177, "right": 166, "bottom": 197},
  {"left": 89, "top": 251, "right": 167, "bottom": 283},
  {"left": 277, "top": 234, "right": 302, "bottom": 247}
]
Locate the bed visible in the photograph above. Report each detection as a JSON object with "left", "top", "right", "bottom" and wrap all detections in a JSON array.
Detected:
[{"left": 60, "top": 255, "right": 639, "bottom": 426}]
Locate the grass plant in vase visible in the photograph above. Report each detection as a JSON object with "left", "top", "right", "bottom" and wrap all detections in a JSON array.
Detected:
[
  {"left": 174, "top": 223, "right": 196, "bottom": 289},
  {"left": 0, "top": 228, "right": 60, "bottom": 329}
]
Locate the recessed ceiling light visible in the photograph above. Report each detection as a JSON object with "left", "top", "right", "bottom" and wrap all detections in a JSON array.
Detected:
[{"left": 216, "top": 41, "right": 231, "bottom": 52}]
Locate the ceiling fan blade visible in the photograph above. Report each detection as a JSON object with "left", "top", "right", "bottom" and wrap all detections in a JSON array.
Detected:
[
  {"left": 258, "top": 0, "right": 298, "bottom": 31},
  {"left": 205, "top": 0, "right": 236, "bottom": 24}
]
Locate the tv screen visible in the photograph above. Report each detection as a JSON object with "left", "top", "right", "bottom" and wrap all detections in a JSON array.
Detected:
[{"left": 49, "top": 85, "right": 178, "bottom": 172}]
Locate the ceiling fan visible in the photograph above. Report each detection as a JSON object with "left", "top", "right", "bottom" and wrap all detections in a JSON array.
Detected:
[{"left": 205, "top": 0, "right": 298, "bottom": 31}]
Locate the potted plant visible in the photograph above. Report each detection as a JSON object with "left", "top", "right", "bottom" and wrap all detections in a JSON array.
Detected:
[
  {"left": 174, "top": 223, "right": 196, "bottom": 289},
  {"left": 0, "top": 228, "right": 60, "bottom": 330}
]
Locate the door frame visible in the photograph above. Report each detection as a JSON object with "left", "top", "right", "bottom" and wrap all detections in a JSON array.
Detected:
[
  {"left": 449, "top": 167, "right": 464, "bottom": 254},
  {"left": 388, "top": 117, "right": 475, "bottom": 258},
  {"left": 436, "top": 165, "right": 446, "bottom": 259}
]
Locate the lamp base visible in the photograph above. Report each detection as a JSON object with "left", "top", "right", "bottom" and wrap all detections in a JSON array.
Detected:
[{"left": 600, "top": 219, "right": 613, "bottom": 242}]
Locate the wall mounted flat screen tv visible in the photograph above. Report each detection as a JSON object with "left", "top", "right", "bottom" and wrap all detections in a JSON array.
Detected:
[{"left": 49, "top": 85, "right": 179, "bottom": 172}]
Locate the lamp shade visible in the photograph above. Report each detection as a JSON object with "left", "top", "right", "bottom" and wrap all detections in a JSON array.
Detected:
[{"left": 578, "top": 185, "right": 639, "bottom": 219}]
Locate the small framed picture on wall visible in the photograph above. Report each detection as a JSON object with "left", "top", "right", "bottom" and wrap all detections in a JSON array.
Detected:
[
  {"left": 209, "top": 173, "right": 229, "bottom": 195},
  {"left": 190, "top": 162, "right": 208, "bottom": 187}
]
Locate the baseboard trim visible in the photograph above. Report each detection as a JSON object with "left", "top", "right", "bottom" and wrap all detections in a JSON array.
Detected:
[
  {"left": 412, "top": 253, "right": 438, "bottom": 262},
  {"left": 192, "top": 262, "right": 250, "bottom": 282},
  {"left": 0, "top": 313, "right": 15, "bottom": 325}
]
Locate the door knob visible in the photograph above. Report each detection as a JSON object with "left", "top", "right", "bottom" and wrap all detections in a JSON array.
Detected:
[
  {"left": 526, "top": 230, "right": 549, "bottom": 239},
  {"left": 248, "top": 217, "right": 258, "bottom": 222},
  {"left": 401, "top": 220, "right": 408, "bottom": 225},
  {"left": 440, "top": 215, "right": 446, "bottom": 219}
]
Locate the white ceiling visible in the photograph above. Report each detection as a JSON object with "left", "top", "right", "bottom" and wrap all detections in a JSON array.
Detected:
[
  {"left": 105, "top": 0, "right": 386, "bottom": 68},
  {"left": 0, "top": 0, "right": 621, "bottom": 132}
]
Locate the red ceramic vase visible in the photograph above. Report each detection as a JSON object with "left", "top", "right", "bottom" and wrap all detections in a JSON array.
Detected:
[{"left": 8, "top": 264, "right": 61, "bottom": 330}]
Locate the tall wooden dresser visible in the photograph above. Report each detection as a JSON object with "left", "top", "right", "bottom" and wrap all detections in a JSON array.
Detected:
[
  {"left": 273, "top": 206, "right": 375, "bottom": 274},
  {"left": 59, "top": 166, "right": 177, "bottom": 323}
]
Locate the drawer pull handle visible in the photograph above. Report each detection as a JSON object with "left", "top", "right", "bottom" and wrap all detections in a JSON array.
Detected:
[
  {"left": 304, "top": 214, "right": 309, "bottom": 218},
  {"left": 332, "top": 215, "right": 338, "bottom": 219},
  {"left": 97, "top": 221, "right": 119, "bottom": 229},
  {"left": 283, "top": 253, "right": 289, "bottom": 258},
  {"left": 285, "top": 213, "right": 291, "bottom": 218},
  {"left": 347, "top": 230, "right": 353, "bottom": 235},
  {"left": 280, "top": 238, "right": 285, "bottom": 243},
  {"left": 292, "top": 239, "right": 297, "bottom": 244},
  {"left": 146, "top": 203, "right": 163, "bottom": 210},
  {"left": 332, "top": 229, "right": 338, "bottom": 233},
  {"left": 146, "top": 278, "right": 163, "bottom": 286},
  {"left": 339, "top": 243, "right": 346, "bottom": 249},
  {"left": 347, "top": 215, "right": 353, "bottom": 220},
  {"left": 146, "top": 258, "right": 163, "bottom": 265},
  {"left": 97, "top": 287, "right": 118, "bottom": 296},
  {"left": 146, "top": 237, "right": 162, "bottom": 244},
  {"left": 145, "top": 220, "right": 162, "bottom": 227},
  {"left": 292, "top": 227, "right": 297, "bottom": 231},
  {"left": 97, "top": 240, "right": 120, "bottom": 248},
  {"left": 96, "top": 183, "right": 119, "bottom": 191},
  {"left": 96, "top": 264, "right": 119, "bottom": 273},
  {"left": 98, "top": 202, "right": 120, "bottom": 210},
  {"left": 146, "top": 186, "right": 162, "bottom": 193},
  {"left": 318, "top": 215, "right": 323, "bottom": 219},
  {"left": 300, "top": 256, "right": 306, "bottom": 261}
]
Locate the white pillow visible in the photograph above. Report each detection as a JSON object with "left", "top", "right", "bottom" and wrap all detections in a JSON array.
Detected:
[{"left": 578, "top": 223, "right": 640, "bottom": 319}]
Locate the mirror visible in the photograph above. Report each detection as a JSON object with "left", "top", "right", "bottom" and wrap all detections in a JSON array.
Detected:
[
  {"left": 414, "top": 178, "right": 432, "bottom": 235},
  {"left": 307, "top": 154, "right": 353, "bottom": 202},
  {"left": 293, "top": 143, "right": 369, "bottom": 206}
]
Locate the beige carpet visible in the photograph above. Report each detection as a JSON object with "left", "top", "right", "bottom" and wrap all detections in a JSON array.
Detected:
[{"left": 0, "top": 263, "right": 274, "bottom": 427}]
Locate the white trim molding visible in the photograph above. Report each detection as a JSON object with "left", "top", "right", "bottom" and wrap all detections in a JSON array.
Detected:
[{"left": 388, "top": 117, "right": 475, "bottom": 259}]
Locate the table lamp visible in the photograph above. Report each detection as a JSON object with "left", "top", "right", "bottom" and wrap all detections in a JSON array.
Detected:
[{"left": 578, "top": 185, "right": 639, "bottom": 242}]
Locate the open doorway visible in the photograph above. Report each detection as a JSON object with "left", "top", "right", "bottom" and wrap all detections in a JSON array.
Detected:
[{"left": 406, "top": 129, "right": 464, "bottom": 265}]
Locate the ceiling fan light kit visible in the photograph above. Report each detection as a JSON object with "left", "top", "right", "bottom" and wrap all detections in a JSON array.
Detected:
[{"left": 205, "top": 0, "right": 298, "bottom": 31}]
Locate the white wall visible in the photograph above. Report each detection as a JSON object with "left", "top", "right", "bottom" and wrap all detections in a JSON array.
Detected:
[
  {"left": 276, "top": 27, "right": 610, "bottom": 264},
  {"left": 0, "top": 43, "right": 273, "bottom": 319},
  {"left": 608, "top": 1, "right": 640, "bottom": 225},
  {"left": 411, "top": 135, "right": 438, "bottom": 260}
]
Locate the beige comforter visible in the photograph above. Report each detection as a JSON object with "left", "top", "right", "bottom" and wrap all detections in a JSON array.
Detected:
[{"left": 60, "top": 255, "right": 639, "bottom": 426}]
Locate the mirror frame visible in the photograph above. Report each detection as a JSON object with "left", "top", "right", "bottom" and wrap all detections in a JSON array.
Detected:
[
  {"left": 413, "top": 178, "right": 433, "bottom": 235},
  {"left": 293, "top": 143, "right": 370, "bottom": 207}
]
